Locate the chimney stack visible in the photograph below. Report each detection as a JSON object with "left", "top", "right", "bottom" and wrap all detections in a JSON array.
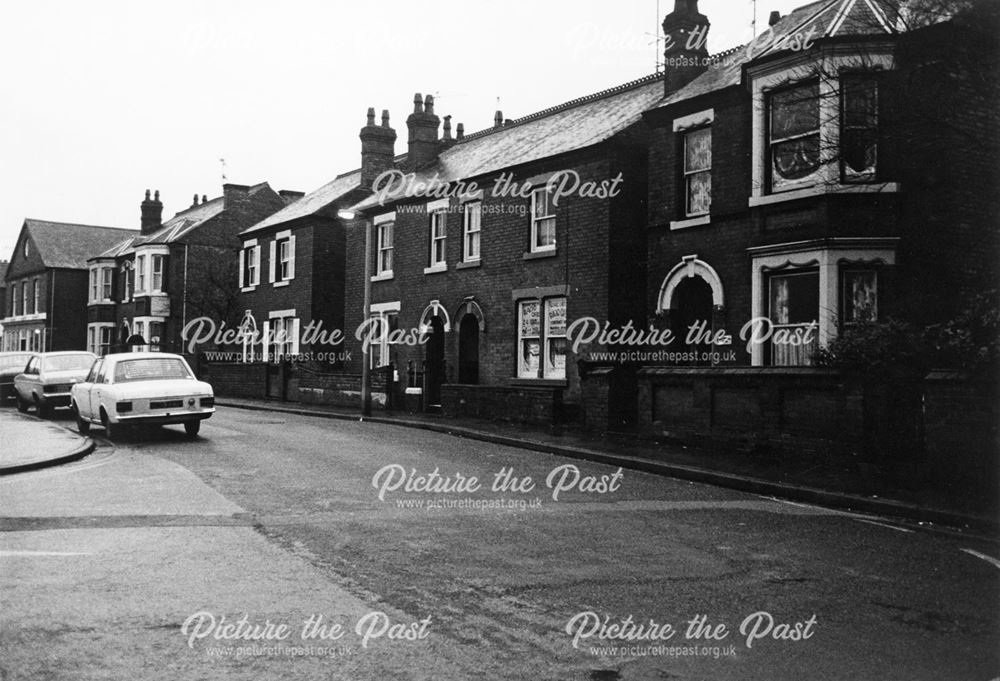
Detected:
[
  {"left": 223, "top": 183, "right": 250, "bottom": 208},
  {"left": 141, "top": 189, "right": 163, "bottom": 235},
  {"left": 360, "top": 107, "right": 397, "bottom": 188},
  {"left": 440, "top": 115, "right": 457, "bottom": 150},
  {"left": 405, "top": 93, "right": 440, "bottom": 171},
  {"left": 494, "top": 110, "right": 503, "bottom": 128},
  {"left": 456, "top": 123, "right": 465, "bottom": 141},
  {"left": 662, "top": 0, "right": 711, "bottom": 95}
]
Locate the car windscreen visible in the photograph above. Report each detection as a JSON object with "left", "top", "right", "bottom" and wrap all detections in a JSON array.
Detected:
[
  {"left": 42, "top": 355, "right": 95, "bottom": 372},
  {"left": 113, "top": 358, "right": 193, "bottom": 383},
  {"left": 0, "top": 355, "right": 31, "bottom": 370}
]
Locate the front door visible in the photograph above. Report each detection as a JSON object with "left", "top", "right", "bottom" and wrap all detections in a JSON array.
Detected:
[
  {"left": 458, "top": 313, "right": 479, "bottom": 384},
  {"left": 424, "top": 317, "right": 445, "bottom": 408}
]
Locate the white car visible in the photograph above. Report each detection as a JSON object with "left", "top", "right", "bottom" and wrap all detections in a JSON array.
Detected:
[
  {"left": 71, "top": 352, "right": 214, "bottom": 439},
  {"left": 14, "top": 351, "right": 96, "bottom": 417}
]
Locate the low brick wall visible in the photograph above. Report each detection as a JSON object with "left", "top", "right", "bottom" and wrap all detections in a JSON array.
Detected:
[
  {"left": 296, "top": 368, "right": 391, "bottom": 409},
  {"left": 635, "top": 367, "right": 870, "bottom": 457},
  {"left": 923, "top": 372, "right": 999, "bottom": 492},
  {"left": 441, "top": 384, "right": 564, "bottom": 426},
  {"left": 202, "top": 363, "right": 268, "bottom": 399}
]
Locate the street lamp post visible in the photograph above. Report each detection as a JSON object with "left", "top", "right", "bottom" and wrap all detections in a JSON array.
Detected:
[{"left": 339, "top": 209, "right": 372, "bottom": 417}]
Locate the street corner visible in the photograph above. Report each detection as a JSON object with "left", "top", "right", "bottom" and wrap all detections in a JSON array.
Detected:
[{"left": 0, "top": 410, "right": 94, "bottom": 475}]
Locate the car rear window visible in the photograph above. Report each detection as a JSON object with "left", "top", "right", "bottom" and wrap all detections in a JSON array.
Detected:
[
  {"left": 0, "top": 355, "right": 32, "bottom": 370},
  {"left": 114, "top": 358, "right": 193, "bottom": 383},
  {"left": 42, "top": 355, "right": 95, "bottom": 372}
]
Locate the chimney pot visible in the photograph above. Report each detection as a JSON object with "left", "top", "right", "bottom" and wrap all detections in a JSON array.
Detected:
[
  {"left": 442, "top": 115, "right": 452, "bottom": 140},
  {"left": 381, "top": 109, "right": 391, "bottom": 127},
  {"left": 456, "top": 122, "right": 465, "bottom": 140},
  {"left": 192, "top": 194, "right": 199, "bottom": 206},
  {"left": 202, "top": 194, "right": 208, "bottom": 204},
  {"left": 366, "top": 107, "right": 376, "bottom": 126},
  {"left": 413, "top": 93, "right": 424, "bottom": 113},
  {"left": 768, "top": 10, "right": 782, "bottom": 26},
  {"left": 424, "top": 94, "right": 435, "bottom": 115},
  {"left": 154, "top": 190, "right": 159, "bottom": 201},
  {"left": 140, "top": 187, "right": 164, "bottom": 235},
  {"left": 494, "top": 110, "right": 503, "bottom": 127}
]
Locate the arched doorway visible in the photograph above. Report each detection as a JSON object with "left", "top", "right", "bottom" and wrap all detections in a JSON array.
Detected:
[
  {"left": 458, "top": 313, "right": 479, "bottom": 384},
  {"left": 670, "top": 277, "right": 714, "bottom": 361},
  {"left": 424, "top": 316, "right": 446, "bottom": 408}
]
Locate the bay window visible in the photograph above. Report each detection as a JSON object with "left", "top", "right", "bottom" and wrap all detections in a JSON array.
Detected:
[
  {"left": 841, "top": 75, "right": 879, "bottom": 182},
  {"left": 768, "top": 81, "right": 821, "bottom": 192}
]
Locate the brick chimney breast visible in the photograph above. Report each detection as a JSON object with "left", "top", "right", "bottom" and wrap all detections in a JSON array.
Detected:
[
  {"left": 662, "top": 0, "right": 711, "bottom": 95},
  {"left": 406, "top": 91, "right": 440, "bottom": 171},
  {"left": 140, "top": 188, "right": 163, "bottom": 235},
  {"left": 360, "top": 106, "right": 397, "bottom": 188}
]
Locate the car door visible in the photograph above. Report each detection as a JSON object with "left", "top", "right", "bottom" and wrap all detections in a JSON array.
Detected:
[
  {"left": 81, "top": 359, "right": 103, "bottom": 419},
  {"left": 18, "top": 356, "right": 40, "bottom": 400},
  {"left": 91, "top": 360, "right": 110, "bottom": 419}
]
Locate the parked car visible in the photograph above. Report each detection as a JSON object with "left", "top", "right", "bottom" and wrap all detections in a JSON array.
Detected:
[
  {"left": 14, "top": 351, "right": 97, "bottom": 417},
  {"left": 71, "top": 352, "right": 214, "bottom": 439},
  {"left": 0, "top": 352, "right": 35, "bottom": 403}
]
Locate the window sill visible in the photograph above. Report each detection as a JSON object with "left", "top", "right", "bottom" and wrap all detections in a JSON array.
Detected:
[
  {"left": 371, "top": 272, "right": 394, "bottom": 282},
  {"left": 423, "top": 264, "right": 448, "bottom": 275},
  {"left": 273, "top": 280, "right": 290, "bottom": 288},
  {"left": 670, "top": 215, "right": 711, "bottom": 230},
  {"left": 240, "top": 286, "right": 258, "bottom": 293},
  {"left": 523, "top": 249, "right": 557, "bottom": 261},
  {"left": 749, "top": 182, "right": 900, "bottom": 208},
  {"left": 456, "top": 260, "right": 481, "bottom": 270},
  {"left": 509, "top": 378, "right": 568, "bottom": 388}
]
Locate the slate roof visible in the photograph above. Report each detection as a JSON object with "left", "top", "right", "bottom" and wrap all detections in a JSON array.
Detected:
[
  {"left": 350, "top": 72, "right": 665, "bottom": 212},
  {"left": 651, "top": 0, "right": 902, "bottom": 110},
  {"left": 242, "top": 170, "right": 362, "bottom": 236},
  {"left": 20, "top": 220, "right": 136, "bottom": 270},
  {"left": 95, "top": 182, "right": 275, "bottom": 258}
]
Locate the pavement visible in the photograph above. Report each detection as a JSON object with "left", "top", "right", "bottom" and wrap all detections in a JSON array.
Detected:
[{"left": 0, "top": 410, "right": 94, "bottom": 475}]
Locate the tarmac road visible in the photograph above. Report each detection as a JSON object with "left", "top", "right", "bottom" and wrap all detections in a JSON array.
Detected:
[{"left": 1, "top": 406, "right": 997, "bottom": 680}]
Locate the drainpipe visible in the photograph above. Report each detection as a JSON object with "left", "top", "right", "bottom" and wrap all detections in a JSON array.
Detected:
[
  {"left": 182, "top": 244, "right": 189, "bottom": 352},
  {"left": 48, "top": 270, "right": 55, "bottom": 351}
]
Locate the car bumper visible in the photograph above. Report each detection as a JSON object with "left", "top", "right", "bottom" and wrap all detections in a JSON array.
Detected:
[
  {"left": 114, "top": 408, "right": 215, "bottom": 426},
  {"left": 39, "top": 393, "right": 72, "bottom": 408}
]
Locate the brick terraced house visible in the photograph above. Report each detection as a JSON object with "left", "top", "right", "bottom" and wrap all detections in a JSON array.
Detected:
[
  {"left": 634, "top": 0, "right": 998, "bottom": 448},
  {"left": 86, "top": 183, "right": 288, "bottom": 356},
  {"left": 3, "top": 220, "right": 136, "bottom": 352}
]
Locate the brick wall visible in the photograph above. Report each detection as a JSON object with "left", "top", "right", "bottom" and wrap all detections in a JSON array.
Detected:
[{"left": 440, "top": 383, "right": 563, "bottom": 426}]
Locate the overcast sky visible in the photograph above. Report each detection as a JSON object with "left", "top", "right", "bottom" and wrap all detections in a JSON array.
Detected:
[{"left": 0, "top": 0, "right": 810, "bottom": 259}]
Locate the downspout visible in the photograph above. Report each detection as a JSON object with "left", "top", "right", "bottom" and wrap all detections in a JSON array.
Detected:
[
  {"left": 182, "top": 244, "right": 189, "bottom": 352},
  {"left": 48, "top": 270, "right": 55, "bottom": 351}
]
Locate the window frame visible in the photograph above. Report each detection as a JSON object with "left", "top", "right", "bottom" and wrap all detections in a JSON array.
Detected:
[
  {"left": 682, "top": 126, "right": 713, "bottom": 217},
  {"left": 766, "top": 268, "right": 820, "bottom": 367},
  {"left": 530, "top": 187, "right": 556, "bottom": 253},
  {"left": 839, "top": 73, "right": 880, "bottom": 184},
  {"left": 376, "top": 220, "right": 394, "bottom": 277},
  {"left": 428, "top": 210, "right": 447, "bottom": 268},
  {"left": 766, "top": 79, "right": 822, "bottom": 194},
  {"left": 151, "top": 255, "right": 164, "bottom": 292},
  {"left": 463, "top": 200, "right": 482, "bottom": 262},
  {"left": 516, "top": 296, "right": 567, "bottom": 380}
]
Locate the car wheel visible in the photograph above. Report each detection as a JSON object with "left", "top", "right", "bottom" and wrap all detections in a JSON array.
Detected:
[
  {"left": 184, "top": 420, "right": 201, "bottom": 438},
  {"left": 73, "top": 403, "right": 90, "bottom": 435},
  {"left": 101, "top": 410, "right": 116, "bottom": 440},
  {"left": 16, "top": 394, "right": 29, "bottom": 413},
  {"left": 33, "top": 395, "right": 51, "bottom": 418}
]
